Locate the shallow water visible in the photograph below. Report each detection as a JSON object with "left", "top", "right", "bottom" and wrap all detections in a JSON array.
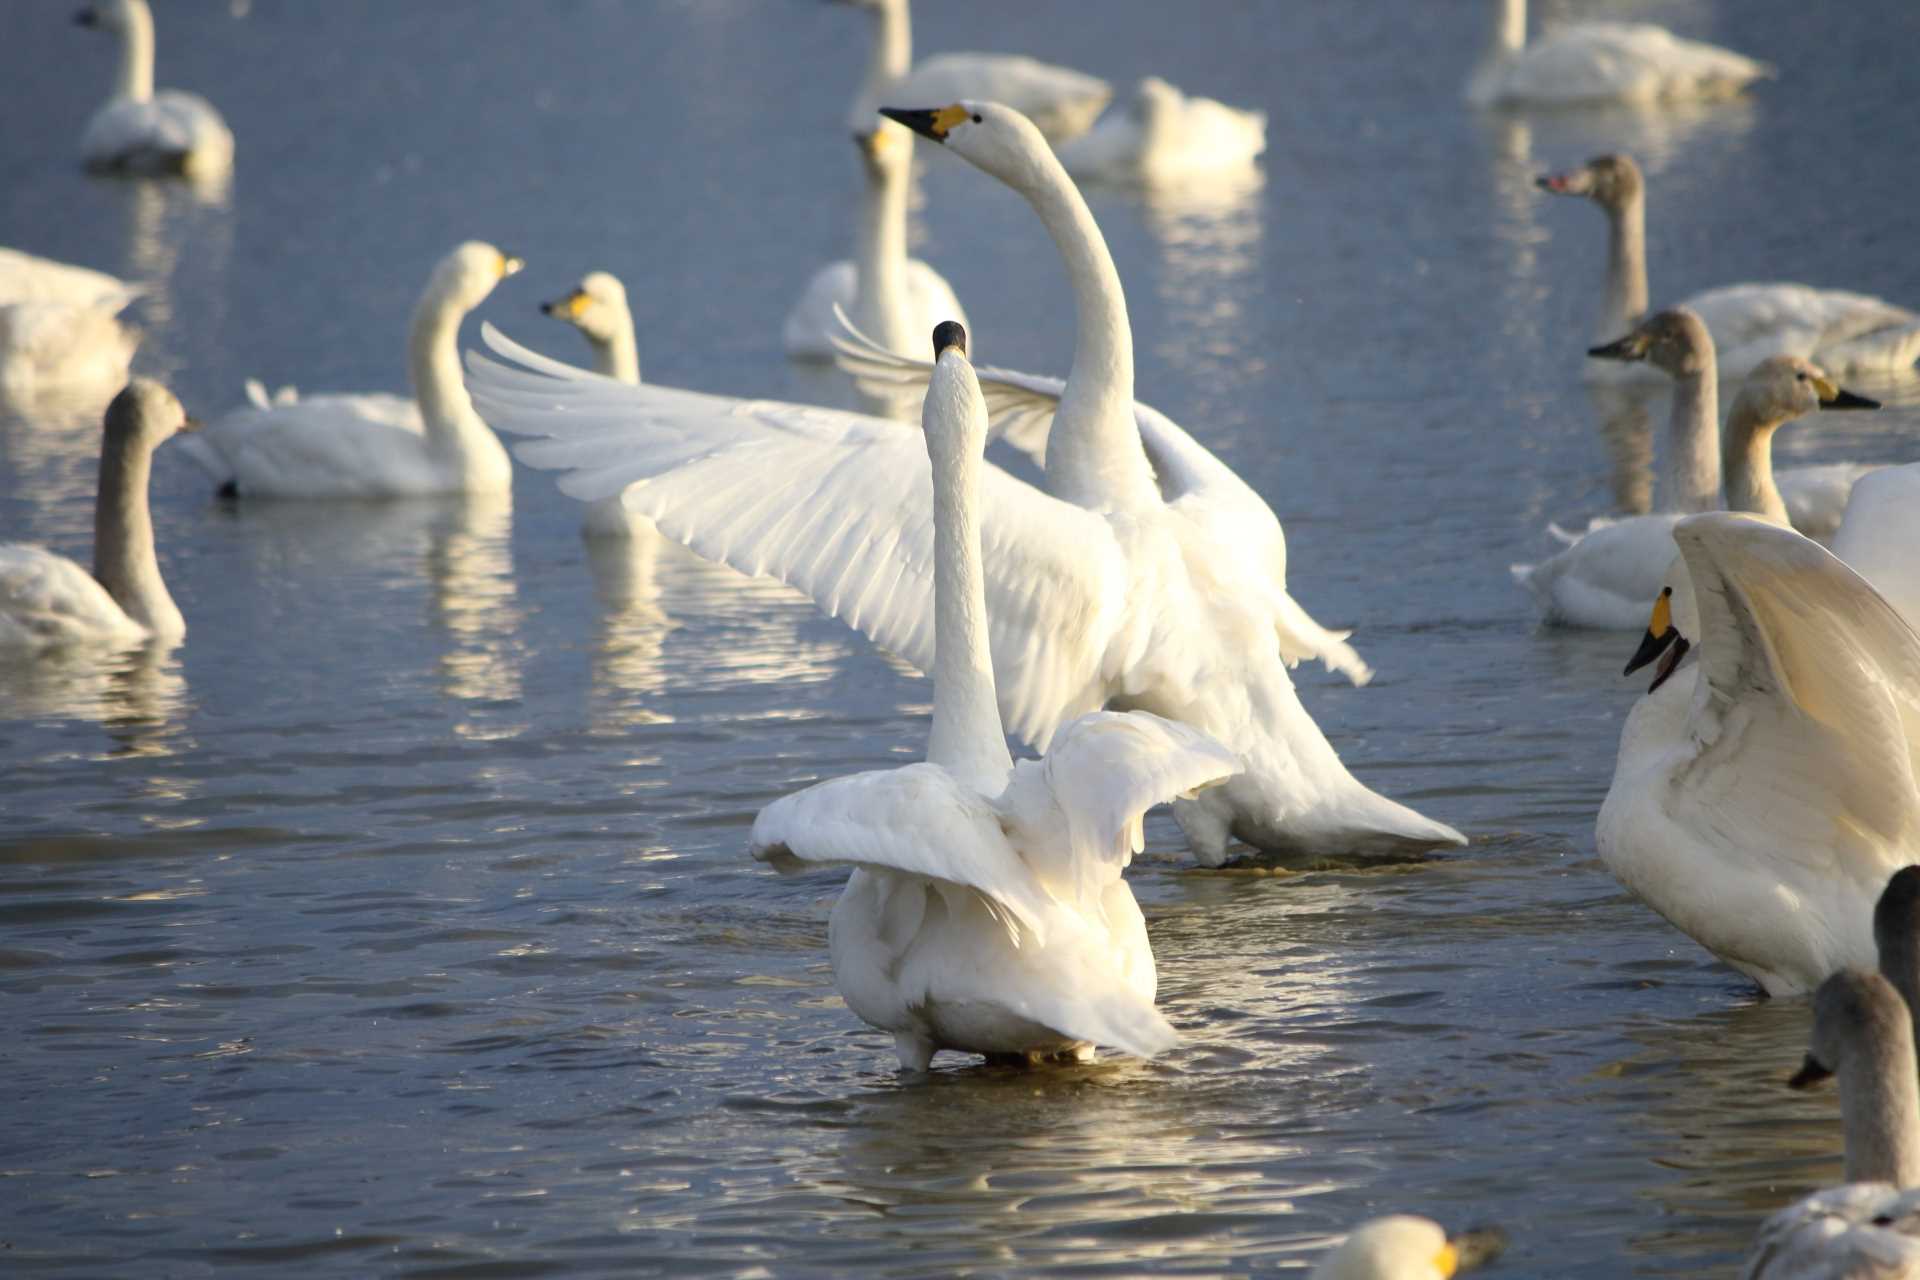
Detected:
[{"left": 4, "top": 1, "right": 1920, "bottom": 1274}]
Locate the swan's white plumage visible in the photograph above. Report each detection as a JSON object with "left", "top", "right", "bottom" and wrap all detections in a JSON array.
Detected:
[
  {"left": 1743, "top": 1184, "right": 1920, "bottom": 1280},
  {"left": 783, "top": 259, "right": 968, "bottom": 360},
  {"left": 0, "top": 248, "right": 142, "bottom": 397},
  {"left": 1056, "top": 77, "right": 1266, "bottom": 184},
  {"left": 76, "top": 0, "right": 233, "bottom": 178},
  {"left": 1686, "top": 283, "right": 1920, "bottom": 381},
  {"left": 0, "top": 546, "right": 152, "bottom": 653},
  {"left": 881, "top": 54, "right": 1111, "bottom": 140},
  {"left": 1512, "top": 513, "right": 1684, "bottom": 631},
  {"left": 1596, "top": 514, "right": 1920, "bottom": 996},
  {"left": 1831, "top": 465, "right": 1920, "bottom": 630},
  {"left": 1468, "top": 0, "right": 1770, "bottom": 108}
]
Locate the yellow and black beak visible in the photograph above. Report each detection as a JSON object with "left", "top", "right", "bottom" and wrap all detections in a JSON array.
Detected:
[
  {"left": 1788, "top": 1052, "right": 1834, "bottom": 1090},
  {"left": 1589, "top": 330, "right": 1651, "bottom": 361},
  {"left": 541, "top": 288, "right": 589, "bottom": 320},
  {"left": 880, "top": 104, "right": 970, "bottom": 144},
  {"left": 1814, "top": 376, "right": 1880, "bottom": 411},
  {"left": 1623, "top": 586, "right": 1689, "bottom": 692}
]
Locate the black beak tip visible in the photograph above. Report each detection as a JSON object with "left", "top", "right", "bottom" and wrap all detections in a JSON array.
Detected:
[
  {"left": 1826, "top": 389, "right": 1881, "bottom": 411},
  {"left": 879, "top": 107, "right": 943, "bottom": 142}
]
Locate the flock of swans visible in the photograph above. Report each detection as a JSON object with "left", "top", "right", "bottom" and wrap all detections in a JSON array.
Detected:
[{"left": 4, "top": 0, "right": 1920, "bottom": 1274}]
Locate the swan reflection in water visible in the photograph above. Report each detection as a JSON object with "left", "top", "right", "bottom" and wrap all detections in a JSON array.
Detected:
[{"left": 0, "top": 642, "right": 189, "bottom": 757}]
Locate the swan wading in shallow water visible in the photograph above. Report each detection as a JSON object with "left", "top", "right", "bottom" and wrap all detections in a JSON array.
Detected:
[
  {"left": 1514, "top": 312, "right": 1880, "bottom": 630},
  {"left": 1596, "top": 515, "right": 1920, "bottom": 997},
  {"left": 0, "top": 247, "right": 142, "bottom": 398},
  {"left": 539, "top": 271, "right": 661, "bottom": 539},
  {"left": 186, "top": 242, "right": 522, "bottom": 499},
  {"left": 1466, "top": 0, "right": 1770, "bottom": 108},
  {"left": 0, "top": 380, "right": 192, "bottom": 653},
  {"left": 750, "top": 322, "right": 1236, "bottom": 1071},
  {"left": 1539, "top": 154, "right": 1920, "bottom": 381},
  {"left": 466, "top": 102, "right": 1464, "bottom": 865},
  {"left": 75, "top": 0, "right": 233, "bottom": 179},
  {"left": 1056, "top": 76, "right": 1267, "bottom": 184},
  {"left": 1743, "top": 966, "right": 1920, "bottom": 1278},
  {"left": 783, "top": 122, "right": 968, "bottom": 360},
  {"left": 1309, "top": 1217, "right": 1507, "bottom": 1280}
]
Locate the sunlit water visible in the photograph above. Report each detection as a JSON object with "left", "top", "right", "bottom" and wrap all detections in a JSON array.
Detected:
[{"left": 3, "top": 1, "right": 1919, "bottom": 1274}]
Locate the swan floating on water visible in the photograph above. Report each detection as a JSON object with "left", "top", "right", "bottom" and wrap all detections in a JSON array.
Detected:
[
  {"left": 467, "top": 102, "right": 1464, "bottom": 865},
  {"left": 1539, "top": 153, "right": 1920, "bottom": 381},
  {"left": 1309, "top": 1216, "right": 1507, "bottom": 1280},
  {"left": 1467, "top": 0, "right": 1770, "bottom": 108},
  {"left": 186, "top": 242, "right": 522, "bottom": 499},
  {"left": 539, "top": 271, "right": 664, "bottom": 540},
  {"left": 0, "top": 247, "right": 142, "bottom": 398},
  {"left": 1055, "top": 77, "right": 1267, "bottom": 184},
  {"left": 75, "top": 0, "right": 233, "bottom": 180},
  {"left": 751, "top": 322, "right": 1236, "bottom": 1070},
  {"left": 0, "top": 380, "right": 192, "bottom": 653}
]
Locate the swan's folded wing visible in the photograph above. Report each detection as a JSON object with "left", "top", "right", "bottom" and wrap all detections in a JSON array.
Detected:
[
  {"left": 1831, "top": 463, "right": 1920, "bottom": 630},
  {"left": 467, "top": 324, "right": 1125, "bottom": 748},
  {"left": 1742, "top": 1184, "right": 1920, "bottom": 1280},
  {"left": 750, "top": 762, "right": 1056, "bottom": 944},
  {"left": 1675, "top": 513, "right": 1920, "bottom": 856}
]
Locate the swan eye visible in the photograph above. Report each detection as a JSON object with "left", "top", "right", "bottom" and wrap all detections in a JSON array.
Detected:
[
  {"left": 971, "top": 113, "right": 982, "bottom": 123},
  {"left": 1796, "top": 372, "right": 1807, "bottom": 382}
]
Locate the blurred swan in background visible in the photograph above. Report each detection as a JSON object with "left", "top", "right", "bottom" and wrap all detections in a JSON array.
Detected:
[
  {"left": 541, "top": 270, "right": 658, "bottom": 537},
  {"left": 0, "top": 248, "right": 142, "bottom": 399},
  {"left": 1467, "top": 0, "right": 1770, "bottom": 108},
  {"left": 1056, "top": 77, "right": 1266, "bottom": 184},
  {"left": 469, "top": 102, "right": 1464, "bottom": 865},
  {"left": 75, "top": 0, "right": 233, "bottom": 180},
  {"left": 1540, "top": 154, "right": 1920, "bottom": 380},
  {"left": 1597, "top": 516, "right": 1920, "bottom": 997},
  {"left": 750, "top": 323, "right": 1235, "bottom": 1071},
  {"left": 185, "top": 242, "right": 522, "bottom": 498},
  {"left": 1309, "top": 1216, "right": 1506, "bottom": 1280},
  {"left": 0, "top": 380, "right": 191, "bottom": 653},
  {"left": 1831, "top": 465, "right": 1920, "bottom": 630},
  {"left": 835, "top": 0, "right": 1108, "bottom": 141},
  {"left": 784, "top": 122, "right": 968, "bottom": 360}
]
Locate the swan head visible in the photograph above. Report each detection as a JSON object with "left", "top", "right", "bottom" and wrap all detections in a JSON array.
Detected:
[
  {"left": 105, "top": 377, "right": 193, "bottom": 450},
  {"left": 1308, "top": 1216, "right": 1506, "bottom": 1280},
  {"left": 923, "top": 320, "right": 987, "bottom": 456},
  {"left": 1731, "top": 355, "right": 1880, "bottom": 427},
  {"left": 540, "top": 271, "right": 629, "bottom": 344},
  {"left": 74, "top": 0, "right": 147, "bottom": 33},
  {"left": 428, "top": 241, "right": 524, "bottom": 314},
  {"left": 1790, "top": 969, "right": 1910, "bottom": 1091},
  {"left": 854, "top": 120, "right": 913, "bottom": 179},
  {"left": 1128, "top": 76, "right": 1183, "bottom": 121},
  {"left": 880, "top": 102, "right": 1057, "bottom": 190},
  {"left": 1588, "top": 307, "right": 1712, "bottom": 378},
  {"left": 1536, "top": 152, "right": 1642, "bottom": 212}
]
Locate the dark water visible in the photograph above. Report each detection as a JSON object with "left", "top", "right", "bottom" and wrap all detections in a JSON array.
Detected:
[{"left": 3, "top": 1, "right": 1919, "bottom": 1274}]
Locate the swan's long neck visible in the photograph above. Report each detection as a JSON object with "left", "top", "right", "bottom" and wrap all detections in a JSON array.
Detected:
[
  {"left": 113, "top": 1, "right": 156, "bottom": 101},
  {"left": 1599, "top": 191, "right": 1649, "bottom": 346},
  {"left": 853, "top": 145, "right": 913, "bottom": 354},
  {"left": 409, "top": 285, "right": 510, "bottom": 483},
  {"left": 1020, "top": 146, "right": 1159, "bottom": 510},
  {"left": 1839, "top": 1024, "right": 1920, "bottom": 1187},
  {"left": 1493, "top": 0, "right": 1527, "bottom": 54},
  {"left": 867, "top": 0, "right": 913, "bottom": 95},
  {"left": 93, "top": 431, "right": 180, "bottom": 639},
  {"left": 1720, "top": 393, "right": 1792, "bottom": 526},
  {"left": 925, "top": 368, "right": 1014, "bottom": 794},
  {"left": 589, "top": 323, "right": 641, "bottom": 385},
  {"left": 1662, "top": 358, "right": 1719, "bottom": 515}
]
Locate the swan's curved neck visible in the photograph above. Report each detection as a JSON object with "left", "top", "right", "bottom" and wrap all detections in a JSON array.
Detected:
[
  {"left": 409, "top": 286, "right": 510, "bottom": 483},
  {"left": 114, "top": 1, "right": 156, "bottom": 102},
  {"left": 1018, "top": 145, "right": 1159, "bottom": 510},
  {"left": 1839, "top": 1022, "right": 1920, "bottom": 1187},
  {"left": 1662, "top": 359, "right": 1719, "bottom": 515},
  {"left": 93, "top": 431, "right": 181, "bottom": 639},
  {"left": 1720, "top": 393, "right": 1793, "bottom": 526},
  {"left": 853, "top": 148, "right": 913, "bottom": 354},
  {"left": 589, "top": 323, "right": 641, "bottom": 385},
  {"left": 1493, "top": 0, "right": 1527, "bottom": 54},
  {"left": 867, "top": 0, "right": 913, "bottom": 95},
  {"left": 925, "top": 376, "right": 1014, "bottom": 794},
  {"left": 1599, "top": 191, "right": 1649, "bottom": 345}
]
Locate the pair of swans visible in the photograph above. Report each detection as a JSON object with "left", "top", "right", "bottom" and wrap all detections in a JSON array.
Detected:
[
  {"left": 76, "top": 0, "right": 232, "bottom": 180},
  {"left": 752, "top": 322, "right": 1236, "bottom": 1070},
  {"left": 0, "top": 248, "right": 142, "bottom": 399},
  {"left": 1514, "top": 309, "right": 1880, "bottom": 630},
  {"left": 0, "top": 380, "right": 191, "bottom": 653},
  {"left": 1540, "top": 153, "right": 1920, "bottom": 381},
  {"left": 183, "top": 242, "right": 522, "bottom": 499},
  {"left": 468, "top": 101, "right": 1464, "bottom": 865},
  {"left": 1467, "top": 0, "right": 1770, "bottom": 108}
]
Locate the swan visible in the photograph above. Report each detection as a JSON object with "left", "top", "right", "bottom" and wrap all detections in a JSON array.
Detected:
[
  {"left": 1743, "top": 968, "right": 1920, "bottom": 1278},
  {"left": 1309, "top": 1217, "right": 1507, "bottom": 1280},
  {"left": 1832, "top": 466, "right": 1920, "bottom": 632},
  {"left": 539, "top": 271, "right": 665, "bottom": 539},
  {"left": 186, "top": 242, "right": 521, "bottom": 499},
  {"left": 835, "top": 0, "right": 1109, "bottom": 142},
  {"left": 1055, "top": 77, "right": 1267, "bottom": 185},
  {"left": 1595, "top": 514, "right": 1920, "bottom": 996},
  {"left": 783, "top": 122, "right": 969, "bottom": 360},
  {"left": 74, "top": 0, "right": 233, "bottom": 179},
  {"left": 466, "top": 102, "right": 1464, "bottom": 865},
  {"left": 0, "top": 379, "right": 192, "bottom": 653},
  {"left": 1513, "top": 312, "right": 1880, "bottom": 630},
  {"left": 1539, "top": 153, "right": 1920, "bottom": 380},
  {"left": 749, "top": 322, "right": 1237, "bottom": 1070},
  {"left": 1467, "top": 0, "right": 1770, "bottom": 108},
  {"left": 0, "top": 247, "right": 142, "bottom": 397}
]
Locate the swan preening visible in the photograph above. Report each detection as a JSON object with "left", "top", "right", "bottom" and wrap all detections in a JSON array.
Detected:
[
  {"left": 468, "top": 101, "right": 1463, "bottom": 864},
  {"left": 0, "top": 379, "right": 191, "bottom": 653},
  {"left": 782, "top": 122, "right": 969, "bottom": 360},
  {"left": 185, "top": 242, "right": 522, "bottom": 499},
  {"left": 1055, "top": 77, "right": 1267, "bottom": 184},
  {"left": 1540, "top": 153, "right": 1920, "bottom": 381},
  {"left": 75, "top": 0, "right": 233, "bottom": 180},
  {"left": 750, "top": 321, "right": 1236, "bottom": 1070},
  {"left": 1467, "top": 0, "right": 1770, "bottom": 108},
  {"left": 1309, "top": 1217, "right": 1506, "bottom": 1280},
  {"left": 0, "top": 247, "right": 142, "bottom": 398}
]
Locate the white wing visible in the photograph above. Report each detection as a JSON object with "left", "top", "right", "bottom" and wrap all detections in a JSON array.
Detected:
[
  {"left": 0, "top": 544, "right": 147, "bottom": 653},
  {"left": 1743, "top": 1183, "right": 1920, "bottom": 1280},
  {"left": 466, "top": 324, "right": 1127, "bottom": 748},
  {"left": 750, "top": 762, "right": 1056, "bottom": 946},
  {"left": 1832, "top": 464, "right": 1920, "bottom": 630}
]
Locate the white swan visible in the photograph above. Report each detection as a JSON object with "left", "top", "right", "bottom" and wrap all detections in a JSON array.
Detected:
[
  {"left": 187, "top": 242, "right": 521, "bottom": 499},
  {"left": 1832, "top": 465, "right": 1920, "bottom": 630},
  {"left": 0, "top": 379, "right": 191, "bottom": 653},
  {"left": 750, "top": 322, "right": 1236, "bottom": 1071},
  {"left": 75, "top": 0, "right": 233, "bottom": 179},
  {"left": 539, "top": 271, "right": 664, "bottom": 540},
  {"left": 1467, "top": 0, "right": 1770, "bottom": 108},
  {"left": 1743, "top": 968, "right": 1920, "bottom": 1278},
  {"left": 0, "top": 247, "right": 142, "bottom": 398},
  {"left": 1055, "top": 77, "right": 1266, "bottom": 184},
  {"left": 1595, "top": 514, "right": 1920, "bottom": 996},
  {"left": 1540, "top": 154, "right": 1920, "bottom": 380},
  {"left": 783, "top": 122, "right": 969, "bottom": 360},
  {"left": 1514, "top": 312, "right": 1881, "bottom": 630},
  {"left": 467, "top": 102, "right": 1464, "bottom": 865},
  {"left": 1310, "top": 1217, "right": 1507, "bottom": 1280},
  {"left": 836, "top": 0, "right": 1108, "bottom": 142}
]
